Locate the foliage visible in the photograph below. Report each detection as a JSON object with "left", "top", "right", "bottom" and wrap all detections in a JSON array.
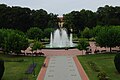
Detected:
[
  {"left": 97, "top": 5, "right": 120, "bottom": 26},
  {"left": 0, "top": 4, "right": 58, "bottom": 32},
  {"left": 97, "top": 72, "right": 110, "bottom": 80},
  {"left": 0, "top": 4, "right": 120, "bottom": 35},
  {"left": 82, "top": 27, "right": 92, "bottom": 40},
  {"left": 0, "top": 59, "right": 4, "bottom": 80},
  {"left": 88, "top": 61, "right": 110, "bottom": 80},
  {"left": 32, "top": 41, "right": 44, "bottom": 50},
  {"left": 32, "top": 9, "right": 48, "bottom": 30},
  {"left": 47, "top": 13, "right": 59, "bottom": 28},
  {"left": 91, "top": 26, "right": 103, "bottom": 38},
  {"left": 77, "top": 39, "right": 89, "bottom": 50},
  {"left": 114, "top": 53, "right": 120, "bottom": 73},
  {"left": 26, "top": 27, "right": 43, "bottom": 40},
  {"left": 63, "top": 9, "right": 97, "bottom": 34},
  {"left": 0, "top": 29, "right": 28, "bottom": 54},
  {"left": 88, "top": 61, "right": 100, "bottom": 72},
  {"left": 96, "top": 27, "right": 120, "bottom": 52},
  {"left": 43, "top": 28, "right": 54, "bottom": 38}
]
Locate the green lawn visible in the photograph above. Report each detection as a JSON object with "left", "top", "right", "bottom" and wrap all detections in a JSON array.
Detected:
[
  {"left": 0, "top": 53, "right": 45, "bottom": 80},
  {"left": 78, "top": 54, "right": 120, "bottom": 80}
]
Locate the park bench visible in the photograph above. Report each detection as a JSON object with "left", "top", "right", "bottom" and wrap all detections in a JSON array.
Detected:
[
  {"left": 20, "top": 52, "right": 25, "bottom": 56},
  {"left": 38, "top": 52, "right": 44, "bottom": 56},
  {"left": 26, "top": 53, "right": 31, "bottom": 55},
  {"left": 111, "top": 50, "right": 118, "bottom": 53},
  {"left": 94, "top": 50, "right": 100, "bottom": 54},
  {"left": 86, "top": 51, "right": 91, "bottom": 54},
  {"left": 25, "top": 63, "right": 37, "bottom": 74},
  {"left": 117, "top": 50, "right": 120, "bottom": 53},
  {"left": 101, "top": 50, "right": 106, "bottom": 53}
]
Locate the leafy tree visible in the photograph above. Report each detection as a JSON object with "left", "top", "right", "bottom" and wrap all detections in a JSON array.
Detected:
[
  {"left": 82, "top": 27, "right": 92, "bottom": 40},
  {"left": 0, "top": 30, "right": 5, "bottom": 47},
  {"left": 64, "top": 11, "right": 84, "bottom": 34},
  {"left": 26, "top": 27, "right": 43, "bottom": 40},
  {"left": 114, "top": 53, "right": 120, "bottom": 73},
  {"left": 80, "top": 9, "right": 97, "bottom": 28},
  {"left": 1, "top": 29, "right": 28, "bottom": 54},
  {"left": 91, "top": 26, "right": 103, "bottom": 38},
  {"left": 97, "top": 5, "right": 120, "bottom": 26},
  {"left": 77, "top": 39, "right": 89, "bottom": 54},
  {"left": 32, "top": 9, "right": 48, "bottom": 30},
  {"left": 96, "top": 27, "right": 120, "bottom": 52},
  {"left": 47, "top": 13, "right": 59, "bottom": 28},
  {"left": 32, "top": 41, "right": 44, "bottom": 50},
  {"left": 0, "top": 59, "right": 4, "bottom": 80},
  {"left": 43, "top": 28, "right": 54, "bottom": 38},
  {"left": 64, "top": 9, "right": 96, "bottom": 35}
]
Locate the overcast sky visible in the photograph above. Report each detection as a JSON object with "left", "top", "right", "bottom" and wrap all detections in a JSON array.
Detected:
[{"left": 0, "top": 0, "right": 120, "bottom": 16}]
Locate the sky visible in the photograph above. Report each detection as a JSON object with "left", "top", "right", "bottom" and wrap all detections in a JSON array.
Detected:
[{"left": 0, "top": 0, "right": 120, "bottom": 16}]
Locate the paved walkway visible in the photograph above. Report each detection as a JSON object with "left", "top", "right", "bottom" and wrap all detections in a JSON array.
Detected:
[
  {"left": 44, "top": 56, "right": 82, "bottom": 80},
  {"left": 37, "top": 49, "right": 89, "bottom": 80}
]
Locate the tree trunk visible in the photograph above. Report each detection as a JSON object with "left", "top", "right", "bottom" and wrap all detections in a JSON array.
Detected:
[
  {"left": 110, "top": 47, "right": 112, "bottom": 52},
  {"left": 82, "top": 50, "right": 83, "bottom": 55}
]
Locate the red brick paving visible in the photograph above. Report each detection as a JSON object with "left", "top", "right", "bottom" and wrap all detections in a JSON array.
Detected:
[
  {"left": 37, "top": 57, "right": 50, "bottom": 80},
  {"left": 73, "top": 56, "right": 89, "bottom": 80}
]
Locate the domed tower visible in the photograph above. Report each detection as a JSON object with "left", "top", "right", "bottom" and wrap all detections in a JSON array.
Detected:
[{"left": 58, "top": 16, "right": 64, "bottom": 27}]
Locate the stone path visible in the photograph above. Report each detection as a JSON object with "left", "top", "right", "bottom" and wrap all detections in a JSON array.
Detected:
[{"left": 44, "top": 56, "right": 82, "bottom": 80}]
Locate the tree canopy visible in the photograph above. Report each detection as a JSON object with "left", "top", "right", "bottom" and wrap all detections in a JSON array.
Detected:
[
  {"left": 26, "top": 27, "right": 43, "bottom": 40},
  {"left": 0, "top": 4, "right": 120, "bottom": 37},
  {"left": 96, "top": 26, "right": 120, "bottom": 52},
  {"left": 0, "top": 29, "right": 28, "bottom": 54},
  {"left": 0, "top": 4, "right": 59, "bottom": 32}
]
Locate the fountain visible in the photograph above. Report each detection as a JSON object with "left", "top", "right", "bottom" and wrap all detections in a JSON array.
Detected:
[{"left": 45, "top": 28, "right": 77, "bottom": 48}]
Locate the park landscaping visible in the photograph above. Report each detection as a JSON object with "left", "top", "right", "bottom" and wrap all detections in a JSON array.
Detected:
[
  {"left": 0, "top": 53, "right": 45, "bottom": 80},
  {"left": 78, "top": 53, "right": 120, "bottom": 80}
]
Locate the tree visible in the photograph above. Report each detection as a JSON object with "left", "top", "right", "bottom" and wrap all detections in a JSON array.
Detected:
[
  {"left": 91, "top": 26, "right": 102, "bottom": 38},
  {"left": 43, "top": 28, "right": 54, "bottom": 38},
  {"left": 80, "top": 9, "right": 97, "bottom": 28},
  {"left": 32, "top": 41, "right": 44, "bottom": 50},
  {"left": 1, "top": 29, "right": 28, "bottom": 54},
  {"left": 64, "top": 11, "right": 84, "bottom": 34},
  {"left": 26, "top": 27, "right": 43, "bottom": 40},
  {"left": 47, "top": 13, "right": 59, "bottom": 28},
  {"left": 77, "top": 39, "right": 89, "bottom": 54},
  {"left": 97, "top": 5, "right": 120, "bottom": 26},
  {"left": 82, "top": 27, "right": 92, "bottom": 40},
  {"left": 32, "top": 9, "right": 48, "bottom": 30},
  {"left": 114, "top": 53, "right": 120, "bottom": 73},
  {"left": 0, "top": 59, "right": 4, "bottom": 80},
  {"left": 96, "top": 27, "right": 120, "bottom": 52}
]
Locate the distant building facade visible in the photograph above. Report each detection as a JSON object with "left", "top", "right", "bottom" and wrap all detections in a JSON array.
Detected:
[{"left": 58, "top": 17, "right": 64, "bottom": 27}]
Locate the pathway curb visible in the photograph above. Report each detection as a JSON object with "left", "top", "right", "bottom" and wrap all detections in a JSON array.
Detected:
[
  {"left": 37, "top": 57, "right": 50, "bottom": 80},
  {"left": 73, "top": 56, "right": 89, "bottom": 80}
]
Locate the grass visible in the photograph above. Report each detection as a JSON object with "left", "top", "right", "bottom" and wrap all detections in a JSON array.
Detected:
[
  {"left": 0, "top": 53, "right": 45, "bottom": 80},
  {"left": 78, "top": 53, "right": 120, "bottom": 80}
]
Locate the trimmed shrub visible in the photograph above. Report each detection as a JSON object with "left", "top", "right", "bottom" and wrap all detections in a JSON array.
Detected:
[
  {"left": 88, "top": 61, "right": 100, "bottom": 72},
  {"left": 97, "top": 72, "right": 110, "bottom": 80},
  {"left": 114, "top": 53, "right": 120, "bottom": 73},
  {"left": 0, "top": 59, "right": 5, "bottom": 80}
]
